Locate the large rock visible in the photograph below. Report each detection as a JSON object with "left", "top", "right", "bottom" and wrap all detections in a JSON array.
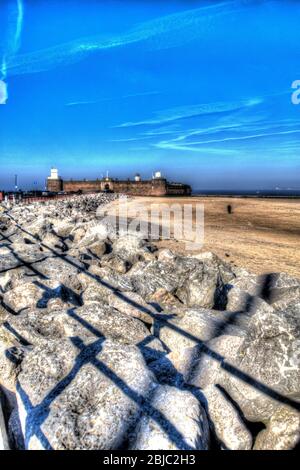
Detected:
[
  {"left": 2, "top": 281, "right": 81, "bottom": 314},
  {"left": 0, "top": 339, "right": 25, "bottom": 392},
  {"left": 34, "top": 256, "right": 85, "bottom": 284},
  {"left": 147, "top": 288, "right": 181, "bottom": 309},
  {"left": 271, "top": 288, "right": 300, "bottom": 316},
  {"left": 175, "top": 265, "right": 222, "bottom": 309},
  {"left": 130, "top": 257, "right": 202, "bottom": 299},
  {"left": 81, "top": 284, "right": 110, "bottom": 305},
  {"left": 86, "top": 265, "right": 134, "bottom": 292},
  {"left": 112, "top": 234, "right": 154, "bottom": 264},
  {"left": 222, "top": 308, "right": 300, "bottom": 423},
  {"left": 24, "top": 217, "right": 53, "bottom": 241},
  {"left": 88, "top": 241, "right": 108, "bottom": 259},
  {"left": 227, "top": 271, "right": 300, "bottom": 307},
  {"left": 0, "top": 266, "right": 44, "bottom": 294},
  {"left": 108, "top": 291, "right": 157, "bottom": 325},
  {"left": 0, "top": 271, "right": 14, "bottom": 293},
  {"left": 157, "top": 308, "right": 245, "bottom": 362},
  {"left": 225, "top": 286, "right": 274, "bottom": 314},
  {"left": 254, "top": 405, "right": 300, "bottom": 450},
  {"left": 16, "top": 338, "right": 157, "bottom": 450},
  {"left": 77, "top": 221, "right": 116, "bottom": 247},
  {"left": 101, "top": 254, "right": 131, "bottom": 274},
  {"left": 150, "top": 334, "right": 244, "bottom": 389},
  {"left": 51, "top": 220, "right": 74, "bottom": 238},
  {"left": 130, "top": 385, "right": 210, "bottom": 450},
  {"left": 75, "top": 268, "right": 112, "bottom": 304},
  {"left": 130, "top": 253, "right": 234, "bottom": 309},
  {"left": 1, "top": 303, "right": 158, "bottom": 349},
  {"left": 187, "top": 334, "right": 244, "bottom": 389},
  {"left": 3, "top": 283, "right": 44, "bottom": 314},
  {"left": 0, "top": 252, "right": 29, "bottom": 273},
  {"left": 177, "top": 252, "right": 235, "bottom": 309},
  {"left": 264, "top": 273, "right": 300, "bottom": 304},
  {"left": 203, "top": 385, "right": 252, "bottom": 450}
]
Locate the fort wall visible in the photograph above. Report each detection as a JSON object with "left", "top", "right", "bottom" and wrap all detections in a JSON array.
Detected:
[
  {"left": 62, "top": 179, "right": 171, "bottom": 196},
  {"left": 46, "top": 171, "right": 191, "bottom": 196}
]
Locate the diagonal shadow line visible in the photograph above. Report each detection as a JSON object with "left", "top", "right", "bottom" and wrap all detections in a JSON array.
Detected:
[
  {"left": 0, "top": 295, "right": 29, "bottom": 316},
  {"left": 184, "top": 291, "right": 260, "bottom": 385},
  {"left": 32, "top": 280, "right": 82, "bottom": 309},
  {"left": 5, "top": 245, "right": 50, "bottom": 280},
  {"left": 90, "top": 368, "right": 195, "bottom": 450},
  {"left": 50, "top": 229, "right": 70, "bottom": 252},
  {"left": 71, "top": 336, "right": 195, "bottom": 450},
  {"left": 5, "top": 280, "right": 193, "bottom": 451},
  {"left": 16, "top": 335, "right": 194, "bottom": 450},
  {"left": 155, "top": 315, "right": 300, "bottom": 411},
  {"left": 0, "top": 247, "right": 49, "bottom": 280},
  {"left": 3, "top": 321, "right": 32, "bottom": 347},
  {"left": 0, "top": 231, "right": 17, "bottom": 244},
  {"left": 67, "top": 308, "right": 104, "bottom": 338},
  {"left": 16, "top": 337, "right": 105, "bottom": 450},
  {"left": 4, "top": 213, "right": 300, "bottom": 413}
]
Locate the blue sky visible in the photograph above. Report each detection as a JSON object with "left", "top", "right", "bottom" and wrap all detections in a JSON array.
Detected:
[{"left": 0, "top": 0, "right": 300, "bottom": 190}]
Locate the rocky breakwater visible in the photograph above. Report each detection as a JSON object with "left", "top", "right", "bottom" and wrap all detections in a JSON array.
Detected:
[{"left": 0, "top": 194, "right": 299, "bottom": 450}]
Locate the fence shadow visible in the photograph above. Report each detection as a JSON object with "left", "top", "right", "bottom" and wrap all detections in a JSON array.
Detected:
[{"left": 1, "top": 211, "right": 299, "bottom": 450}]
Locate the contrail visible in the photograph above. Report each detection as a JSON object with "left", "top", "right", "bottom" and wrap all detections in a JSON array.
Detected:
[
  {"left": 0, "top": 0, "right": 24, "bottom": 103},
  {"left": 6, "top": 1, "right": 241, "bottom": 77},
  {"left": 14, "top": 0, "right": 24, "bottom": 52}
]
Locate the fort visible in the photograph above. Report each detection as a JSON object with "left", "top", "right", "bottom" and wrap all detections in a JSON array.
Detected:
[{"left": 46, "top": 169, "right": 192, "bottom": 197}]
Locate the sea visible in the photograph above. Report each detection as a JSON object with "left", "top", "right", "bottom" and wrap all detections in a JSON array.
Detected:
[{"left": 192, "top": 189, "right": 300, "bottom": 198}]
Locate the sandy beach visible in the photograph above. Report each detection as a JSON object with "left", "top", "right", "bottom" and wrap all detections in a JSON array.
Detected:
[{"left": 111, "top": 196, "right": 300, "bottom": 278}]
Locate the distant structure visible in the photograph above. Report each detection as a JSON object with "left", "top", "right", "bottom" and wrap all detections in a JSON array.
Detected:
[{"left": 46, "top": 169, "right": 191, "bottom": 196}]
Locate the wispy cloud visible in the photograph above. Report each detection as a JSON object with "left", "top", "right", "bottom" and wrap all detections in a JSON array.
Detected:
[
  {"left": 115, "top": 98, "right": 263, "bottom": 128},
  {"left": 155, "top": 128, "right": 300, "bottom": 153},
  {"left": 7, "top": 1, "right": 244, "bottom": 77},
  {"left": 1, "top": 0, "right": 24, "bottom": 78},
  {"left": 66, "top": 91, "right": 160, "bottom": 107},
  {"left": 1, "top": 0, "right": 24, "bottom": 103}
]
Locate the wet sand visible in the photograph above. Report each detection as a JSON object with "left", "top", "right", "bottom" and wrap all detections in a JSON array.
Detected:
[{"left": 109, "top": 196, "right": 300, "bottom": 278}]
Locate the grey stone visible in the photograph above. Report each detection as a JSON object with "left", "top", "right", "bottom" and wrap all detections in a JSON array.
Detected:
[
  {"left": 101, "top": 254, "right": 131, "bottom": 274},
  {"left": 88, "top": 241, "right": 107, "bottom": 258},
  {"left": 254, "top": 405, "right": 300, "bottom": 450},
  {"left": 130, "top": 385, "right": 210, "bottom": 450},
  {"left": 2, "top": 303, "right": 156, "bottom": 350},
  {"left": 130, "top": 257, "right": 201, "bottom": 299},
  {"left": 2, "top": 281, "right": 81, "bottom": 314},
  {"left": 157, "top": 308, "right": 244, "bottom": 363},
  {"left": 35, "top": 256, "right": 85, "bottom": 284},
  {"left": 17, "top": 338, "right": 156, "bottom": 450},
  {"left": 187, "top": 335, "right": 244, "bottom": 389},
  {"left": 112, "top": 234, "right": 148, "bottom": 264},
  {"left": 222, "top": 308, "right": 300, "bottom": 423},
  {"left": 86, "top": 265, "right": 134, "bottom": 292},
  {"left": 0, "top": 336, "right": 25, "bottom": 391},
  {"left": 203, "top": 385, "right": 252, "bottom": 450},
  {"left": 108, "top": 291, "right": 157, "bottom": 325}
]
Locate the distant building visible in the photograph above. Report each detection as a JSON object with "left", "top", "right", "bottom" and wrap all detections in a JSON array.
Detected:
[
  {"left": 46, "top": 169, "right": 191, "bottom": 196},
  {"left": 47, "top": 168, "right": 63, "bottom": 192}
]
